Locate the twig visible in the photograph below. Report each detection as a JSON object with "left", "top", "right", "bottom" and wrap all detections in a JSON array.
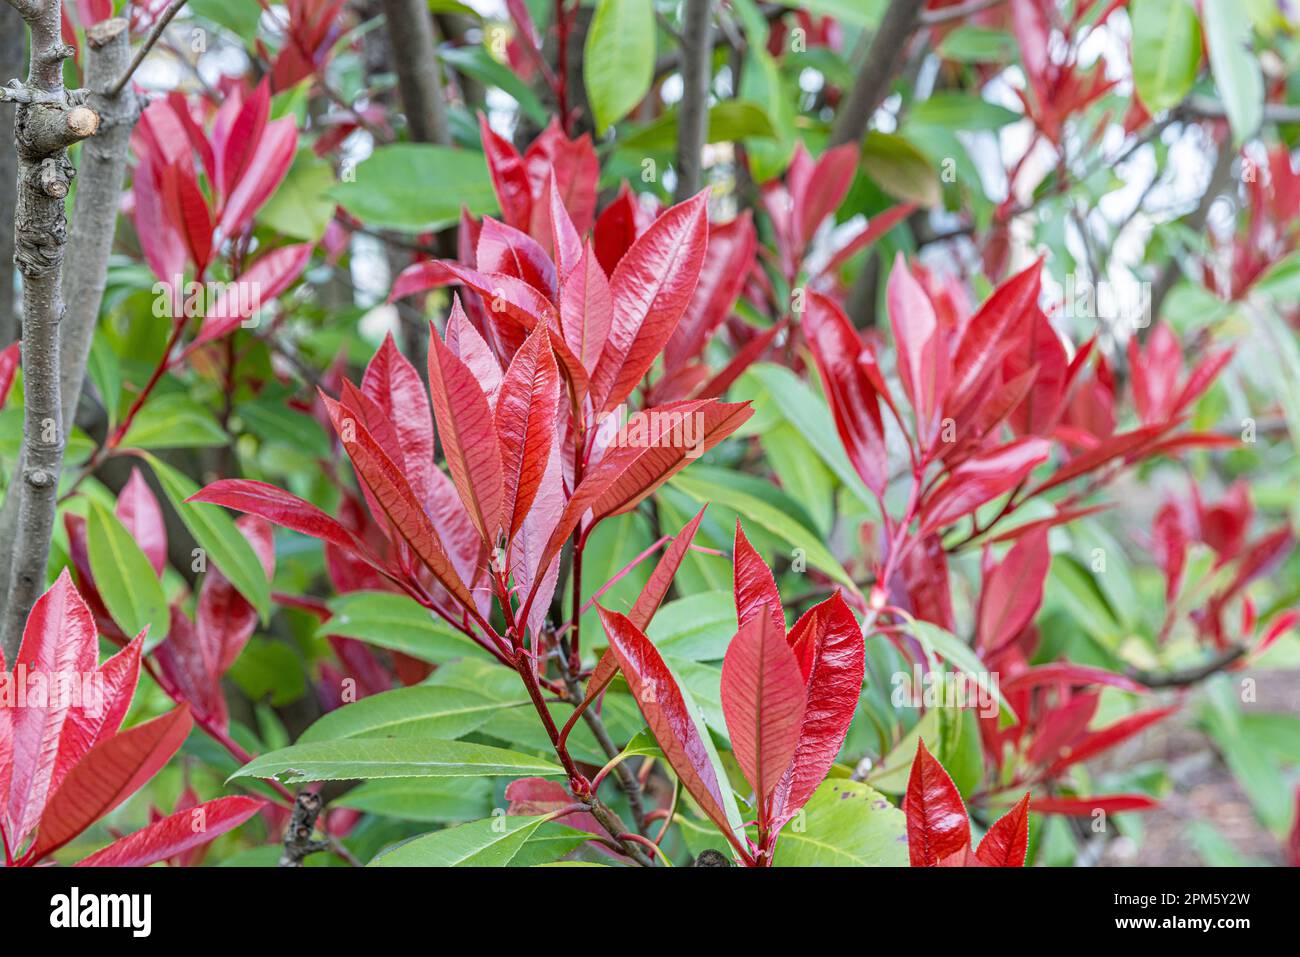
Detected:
[
  {"left": 1125, "top": 646, "right": 1247, "bottom": 689},
  {"left": 107, "top": 0, "right": 188, "bottom": 98}
]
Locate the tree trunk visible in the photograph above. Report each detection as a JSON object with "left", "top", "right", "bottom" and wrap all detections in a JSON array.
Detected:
[
  {"left": 827, "top": 0, "right": 926, "bottom": 149},
  {"left": 0, "top": 3, "right": 23, "bottom": 347},
  {"left": 0, "top": 0, "right": 101, "bottom": 661},
  {"left": 380, "top": 0, "right": 450, "bottom": 146},
  {"left": 674, "top": 0, "right": 713, "bottom": 203}
]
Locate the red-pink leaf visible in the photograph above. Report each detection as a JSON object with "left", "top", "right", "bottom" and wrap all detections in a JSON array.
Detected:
[
  {"left": 545, "top": 170, "right": 583, "bottom": 281},
  {"left": 155, "top": 605, "right": 227, "bottom": 731},
  {"left": 819, "top": 203, "right": 917, "bottom": 277},
  {"left": 479, "top": 112, "right": 532, "bottom": 229},
  {"left": 794, "top": 142, "right": 858, "bottom": 248},
  {"left": 771, "top": 592, "right": 865, "bottom": 825},
  {"left": 496, "top": 324, "right": 561, "bottom": 540},
  {"left": 804, "top": 292, "right": 889, "bottom": 495},
  {"left": 523, "top": 118, "right": 599, "bottom": 236},
  {"left": 593, "top": 183, "right": 642, "bottom": 275},
  {"left": 974, "top": 792, "right": 1030, "bottom": 866},
  {"left": 559, "top": 239, "right": 613, "bottom": 375},
  {"left": 598, "top": 607, "right": 737, "bottom": 842},
  {"left": 1026, "top": 425, "right": 1165, "bottom": 497},
  {"left": 591, "top": 191, "right": 710, "bottom": 413},
  {"left": 5, "top": 570, "right": 98, "bottom": 846},
  {"left": 428, "top": 326, "right": 505, "bottom": 543},
  {"left": 1045, "top": 707, "right": 1177, "bottom": 776},
  {"left": 977, "top": 527, "right": 1049, "bottom": 653},
  {"left": 477, "top": 216, "right": 557, "bottom": 299},
  {"left": 199, "top": 515, "right": 275, "bottom": 676},
  {"left": 218, "top": 79, "right": 269, "bottom": 201},
  {"left": 888, "top": 253, "right": 949, "bottom": 437},
  {"left": 76, "top": 795, "right": 266, "bottom": 867},
  {"left": 904, "top": 739, "right": 970, "bottom": 867},
  {"left": 948, "top": 259, "right": 1042, "bottom": 415},
  {"left": 1030, "top": 794, "right": 1159, "bottom": 815},
  {"left": 30, "top": 705, "right": 193, "bottom": 862},
  {"left": 51, "top": 634, "right": 144, "bottom": 797},
  {"left": 0, "top": 341, "right": 20, "bottom": 410},
  {"left": 161, "top": 157, "right": 212, "bottom": 272},
  {"left": 721, "top": 616, "right": 806, "bottom": 810},
  {"left": 196, "top": 243, "right": 313, "bottom": 346},
  {"left": 116, "top": 467, "right": 167, "bottom": 578},
  {"left": 733, "top": 519, "right": 784, "bottom": 636},
  {"left": 664, "top": 212, "right": 757, "bottom": 369},
  {"left": 362, "top": 334, "right": 437, "bottom": 505},
  {"left": 1004, "top": 664, "right": 1147, "bottom": 696},
  {"left": 218, "top": 116, "right": 296, "bottom": 238},
  {"left": 921, "top": 437, "right": 1050, "bottom": 533}
]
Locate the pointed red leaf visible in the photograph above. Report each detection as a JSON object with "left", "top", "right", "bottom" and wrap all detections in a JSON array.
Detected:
[
  {"left": 219, "top": 79, "right": 269, "bottom": 200},
  {"left": 664, "top": 212, "right": 757, "bottom": 369},
  {"left": 1045, "top": 707, "right": 1177, "bottom": 776},
  {"left": 591, "top": 191, "right": 710, "bottom": 413},
  {"left": 948, "top": 259, "right": 1042, "bottom": 415},
  {"left": 977, "top": 527, "right": 1049, "bottom": 653},
  {"left": 116, "top": 467, "right": 167, "bottom": 578},
  {"left": 477, "top": 216, "right": 557, "bottom": 299},
  {"left": 975, "top": 793, "right": 1030, "bottom": 866},
  {"left": 496, "top": 324, "right": 561, "bottom": 540},
  {"left": 76, "top": 795, "right": 266, "bottom": 867},
  {"left": 921, "top": 437, "right": 1050, "bottom": 533},
  {"left": 559, "top": 239, "right": 613, "bottom": 375},
  {"left": 30, "top": 705, "right": 193, "bottom": 862},
  {"left": 904, "top": 739, "right": 970, "bottom": 867},
  {"left": 593, "top": 183, "right": 642, "bottom": 275},
  {"left": 199, "top": 515, "right": 275, "bottom": 676},
  {"left": 1030, "top": 794, "right": 1159, "bottom": 815},
  {"left": 362, "top": 334, "right": 437, "bottom": 505},
  {"left": 479, "top": 112, "right": 532, "bottom": 229},
  {"left": 721, "top": 616, "right": 806, "bottom": 811},
  {"left": 51, "top": 634, "right": 144, "bottom": 798},
  {"left": 733, "top": 519, "right": 784, "bottom": 636},
  {"left": 888, "top": 253, "right": 949, "bottom": 436},
  {"left": 196, "top": 243, "right": 313, "bottom": 346},
  {"left": 427, "top": 326, "right": 505, "bottom": 543},
  {"left": 218, "top": 116, "right": 296, "bottom": 238},
  {"left": 598, "top": 607, "right": 736, "bottom": 840}
]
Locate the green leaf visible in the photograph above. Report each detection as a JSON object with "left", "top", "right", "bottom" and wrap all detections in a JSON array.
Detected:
[
  {"left": 323, "top": 591, "right": 493, "bottom": 663},
  {"left": 617, "top": 726, "right": 665, "bottom": 760},
  {"left": 645, "top": 591, "right": 737, "bottom": 661},
  {"left": 335, "top": 778, "right": 494, "bottom": 823},
  {"left": 298, "top": 686, "right": 523, "bottom": 743},
  {"left": 145, "top": 454, "right": 270, "bottom": 620},
  {"left": 329, "top": 145, "right": 498, "bottom": 231},
  {"left": 258, "top": 150, "right": 337, "bottom": 242},
  {"left": 370, "top": 815, "right": 576, "bottom": 867},
  {"left": 85, "top": 500, "right": 168, "bottom": 648},
  {"left": 440, "top": 47, "right": 548, "bottom": 125},
  {"left": 867, "top": 709, "right": 940, "bottom": 793},
  {"left": 189, "top": 0, "right": 261, "bottom": 39},
  {"left": 620, "top": 101, "right": 777, "bottom": 153},
  {"left": 906, "top": 617, "right": 1016, "bottom": 722},
  {"left": 227, "top": 637, "right": 306, "bottom": 706},
  {"left": 861, "top": 132, "right": 941, "bottom": 207},
  {"left": 583, "top": 0, "right": 654, "bottom": 134},
  {"left": 937, "top": 26, "right": 1016, "bottom": 63},
  {"left": 1203, "top": 0, "right": 1263, "bottom": 145},
  {"left": 120, "top": 393, "right": 227, "bottom": 449},
  {"left": 236, "top": 398, "right": 332, "bottom": 457},
  {"left": 1130, "top": 0, "right": 1202, "bottom": 113},
  {"left": 669, "top": 467, "right": 859, "bottom": 594},
  {"left": 907, "top": 92, "right": 1021, "bottom": 132},
  {"left": 773, "top": 779, "right": 908, "bottom": 866},
  {"left": 230, "top": 739, "right": 564, "bottom": 784}
]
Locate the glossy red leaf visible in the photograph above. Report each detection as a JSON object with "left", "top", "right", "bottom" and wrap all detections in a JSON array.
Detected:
[
  {"left": 794, "top": 142, "right": 858, "bottom": 248},
  {"left": 733, "top": 520, "right": 784, "bottom": 636},
  {"left": 479, "top": 112, "right": 532, "bottom": 229},
  {"left": 30, "top": 705, "right": 193, "bottom": 862},
  {"left": 427, "top": 326, "right": 505, "bottom": 543},
  {"left": 1004, "top": 664, "right": 1146, "bottom": 696},
  {"left": 888, "top": 253, "right": 949, "bottom": 437},
  {"left": 362, "top": 334, "right": 437, "bottom": 505},
  {"left": 116, "top": 467, "right": 167, "bottom": 578},
  {"left": 198, "top": 515, "right": 275, "bottom": 676},
  {"left": 559, "top": 239, "right": 613, "bottom": 375},
  {"left": 544, "top": 170, "right": 584, "bottom": 281},
  {"left": 948, "top": 259, "right": 1042, "bottom": 415},
  {"left": 161, "top": 157, "right": 212, "bottom": 271},
  {"left": 5, "top": 570, "right": 98, "bottom": 845},
  {"left": 523, "top": 118, "right": 599, "bottom": 237},
  {"left": 904, "top": 739, "right": 971, "bottom": 867},
  {"left": 1026, "top": 425, "right": 1165, "bottom": 497},
  {"left": 977, "top": 527, "right": 1049, "bottom": 653},
  {"left": 477, "top": 216, "right": 557, "bottom": 299},
  {"left": 322, "top": 394, "right": 476, "bottom": 608},
  {"left": 664, "top": 212, "right": 757, "bottom": 369},
  {"left": 921, "top": 437, "right": 1050, "bottom": 533},
  {"left": 1030, "top": 794, "right": 1159, "bottom": 815},
  {"left": 76, "top": 795, "right": 266, "bottom": 867},
  {"left": 975, "top": 793, "right": 1030, "bottom": 866},
  {"left": 218, "top": 116, "right": 296, "bottom": 238},
  {"left": 819, "top": 203, "right": 917, "bottom": 278},
  {"left": 218, "top": 80, "right": 269, "bottom": 200},
  {"left": 1045, "top": 707, "right": 1177, "bottom": 777},
  {"left": 496, "top": 324, "right": 561, "bottom": 540},
  {"left": 51, "top": 634, "right": 144, "bottom": 798},
  {"left": 804, "top": 292, "right": 888, "bottom": 495},
  {"left": 721, "top": 616, "right": 806, "bottom": 810},
  {"left": 1025, "top": 691, "right": 1100, "bottom": 768},
  {"left": 445, "top": 295, "right": 504, "bottom": 403},
  {"left": 771, "top": 592, "right": 865, "bottom": 825},
  {"left": 598, "top": 607, "right": 737, "bottom": 840},
  {"left": 155, "top": 606, "right": 227, "bottom": 730},
  {"left": 593, "top": 183, "right": 642, "bottom": 275},
  {"left": 196, "top": 243, "right": 313, "bottom": 346},
  {"left": 591, "top": 191, "right": 710, "bottom": 413}
]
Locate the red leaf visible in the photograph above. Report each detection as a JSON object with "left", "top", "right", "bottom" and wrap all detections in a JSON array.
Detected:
[
  {"left": 161, "top": 158, "right": 212, "bottom": 271},
  {"left": 0, "top": 340, "right": 20, "bottom": 410},
  {"left": 733, "top": 519, "right": 785, "bottom": 636},
  {"left": 524, "top": 119, "right": 599, "bottom": 236},
  {"left": 445, "top": 295, "right": 504, "bottom": 402},
  {"left": 921, "top": 437, "right": 1050, "bottom": 533},
  {"left": 948, "top": 259, "right": 1042, "bottom": 416},
  {"left": 1045, "top": 707, "right": 1177, "bottom": 776},
  {"left": 116, "top": 467, "right": 167, "bottom": 578},
  {"left": 804, "top": 292, "right": 889, "bottom": 495},
  {"left": 1003, "top": 664, "right": 1147, "bottom": 696},
  {"left": 5, "top": 571, "right": 99, "bottom": 846},
  {"left": 544, "top": 170, "right": 583, "bottom": 281},
  {"left": 76, "top": 795, "right": 266, "bottom": 867},
  {"left": 30, "top": 706, "right": 193, "bottom": 862},
  {"left": 888, "top": 253, "right": 949, "bottom": 438},
  {"left": 794, "top": 142, "right": 858, "bottom": 248},
  {"left": 218, "top": 116, "right": 296, "bottom": 238},
  {"left": 975, "top": 793, "right": 1030, "bottom": 866},
  {"left": 196, "top": 243, "right": 313, "bottom": 346},
  {"left": 1025, "top": 425, "right": 1164, "bottom": 497},
  {"left": 477, "top": 216, "right": 557, "bottom": 299},
  {"left": 598, "top": 607, "right": 737, "bottom": 841},
  {"left": 771, "top": 592, "right": 865, "bottom": 825},
  {"left": 1030, "top": 794, "right": 1159, "bottom": 816},
  {"left": 362, "top": 334, "right": 437, "bottom": 506},
  {"left": 904, "top": 739, "right": 970, "bottom": 867},
  {"left": 479, "top": 112, "right": 532, "bottom": 229},
  {"left": 322, "top": 394, "right": 476, "bottom": 609},
  {"left": 593, "top": 183, "right": 642, "bottom": 275},
  {"left": 51, "top": 635, "right": 144, "bottom": 797},
  {"left": 427, "top": 326, "right": 505, "bottom": 543},
  {"left": 155, "top": 606, "right": 227, "bottom": 731},
  {"left": 496, "top": 324, "right": 561, "bottom": 540},
  {"left": 819, "top": 203, "right": 917, "bottom": 277},
  {"left": 198, "top": 515, "right": 275, "bottom": 676},
  {"left": 721, "top": 616, "right": 806, "bottom": 811},
  {"left": 664, "top": 212, "right": 757, "bottom": 369},
  {"left": 559, "top": 239, "right": 613, "bottom": 375},
  {"left": 591, "top": 191, "right": 711, "bottom": 413},
  {"left": 976, "top": 527, "right": 1049, "bottom": 653},
  {"left": 218, "top": 79, "right": 269, "bottom": 200}
]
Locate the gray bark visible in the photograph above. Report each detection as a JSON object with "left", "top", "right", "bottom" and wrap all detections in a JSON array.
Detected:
[
  {"left": 827, "top": 0, "right": 926, "bottom": 149},
  {"left": 380, "top": 0, "right": 450, "bottom": 146},
  {"left": 60, "top": 18, "right": 138, "bottom": 423},
  {"left": 0, "top": 4, "right": 22, "bottom": 346},
  {"left": 0, "top": 0, "right": 101, "bottom": 662},
  {"left": 673, "top": 0, "right": 713, "bottom": 204}
]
